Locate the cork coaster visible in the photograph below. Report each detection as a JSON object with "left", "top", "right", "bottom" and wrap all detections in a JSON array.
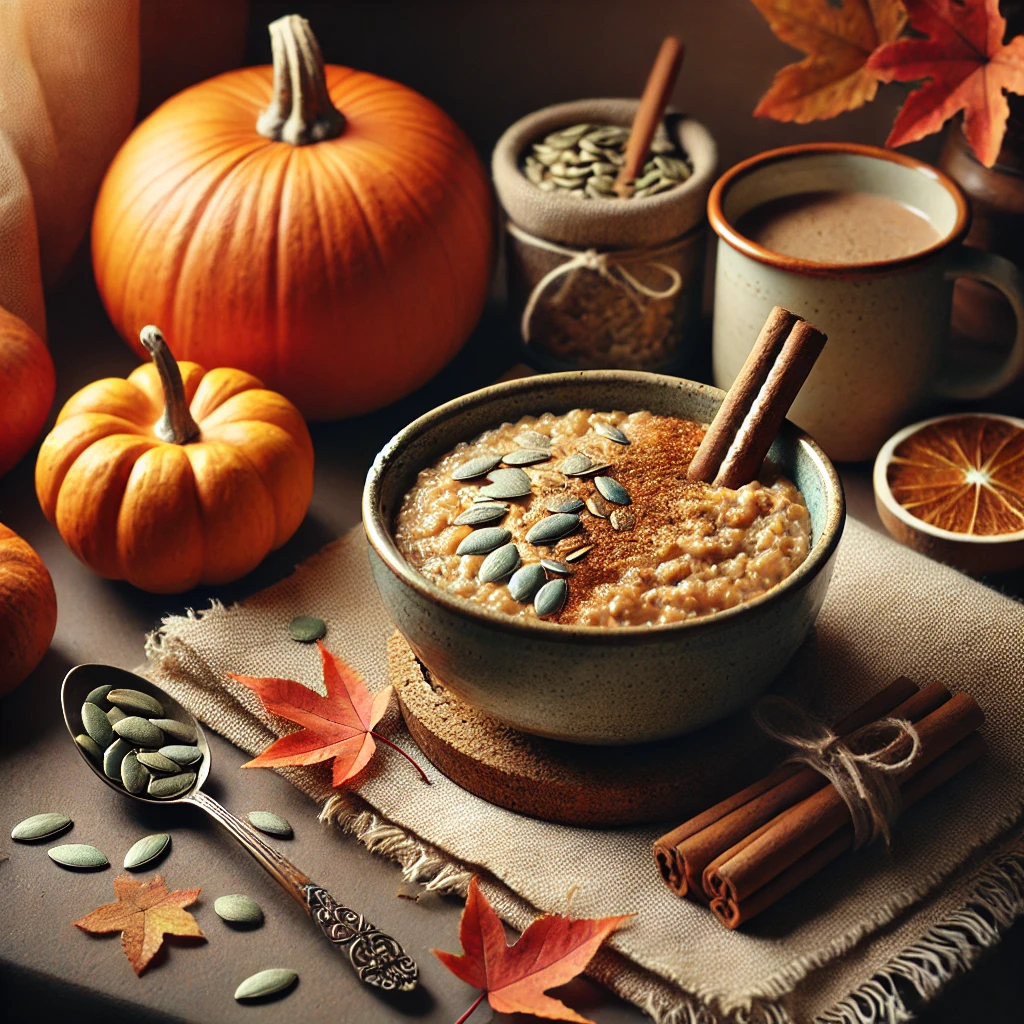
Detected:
[{"left": 388, "top": 632, "right": 817, "bottom": 827}]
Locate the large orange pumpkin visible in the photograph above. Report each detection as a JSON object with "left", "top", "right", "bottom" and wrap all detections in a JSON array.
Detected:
[
  {"left": 0, "top": 523, "right": 57, "bottom": 695},
  {"left": 91, "top": 14, "right": 494, "bottom": 421},
  {"left": 0, "top": 306, "right": 55, "bottom": 478},
  {"left": 36, "top": 326, "right": 314, "bottom": 593}
]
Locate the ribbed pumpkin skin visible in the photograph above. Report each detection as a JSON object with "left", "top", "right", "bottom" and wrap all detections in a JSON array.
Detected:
[
  {"left": 91, "top": 65, "right": 494, "bottom": 421},
  {"left": 0, "top": 523, "right": 57, "bottom": 695},
  {"left": 35, "top": 360, "right": 314, "bottom": 593},
  {"left": 0, "top": 306, "right": 55, "bottom": 478}
]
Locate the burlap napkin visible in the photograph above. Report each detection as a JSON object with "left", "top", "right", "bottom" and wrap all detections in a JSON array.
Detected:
[{"left": 141, "top": 518, "right": 1024, "bottom": 1024}]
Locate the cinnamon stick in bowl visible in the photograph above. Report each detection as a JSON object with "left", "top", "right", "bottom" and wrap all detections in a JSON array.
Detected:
[{"left": 688, "top": 306, "right": 827, "bottom": 488}]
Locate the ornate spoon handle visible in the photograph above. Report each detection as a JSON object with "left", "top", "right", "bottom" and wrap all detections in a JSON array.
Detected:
[{"left": 187, "top": 789, "right": 418, "bottom": 991}]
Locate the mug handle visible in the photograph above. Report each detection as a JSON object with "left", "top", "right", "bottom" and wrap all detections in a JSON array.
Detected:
[{"left": 935, "top": 245, "right": 1024, "bottom": 400}]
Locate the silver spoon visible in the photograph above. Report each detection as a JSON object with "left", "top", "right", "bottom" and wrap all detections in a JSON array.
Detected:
[{"left": 61, "top": 663, "right": 418, "bottom": 992}]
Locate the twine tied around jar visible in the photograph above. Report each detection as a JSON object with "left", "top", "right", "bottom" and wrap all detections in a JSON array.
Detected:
[
  {"left": 753, "top": 696, "right": 922, "bottom": 849},
  {"left": 505, "top": 221, "right": 683, "bottom": 344}
]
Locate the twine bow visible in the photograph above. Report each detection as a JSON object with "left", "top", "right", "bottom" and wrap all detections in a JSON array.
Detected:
[
  {"left": 505, "top": 222, "right": 683, "bottom": 344},
  {"left": 753, "top": 696, "right": 922, "bottom": 849}
]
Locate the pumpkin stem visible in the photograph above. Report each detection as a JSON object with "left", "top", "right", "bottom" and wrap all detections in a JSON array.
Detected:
[
  {"left": 140, "top": 326, "right": 201, "bottom": 445},
  {"left": 256, "top": 15, "right": 345, "bottom": 145}
]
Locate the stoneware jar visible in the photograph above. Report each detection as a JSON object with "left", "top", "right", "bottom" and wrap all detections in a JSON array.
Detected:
[
  {"left": 492, "top": 100, "right": 717, "bottom": 373},
  {"left": 363, "top": 371, "right": 845, "bottom": 746},
  {"left": 710, "top": 143, "right": 1024, "bottom": 463}
]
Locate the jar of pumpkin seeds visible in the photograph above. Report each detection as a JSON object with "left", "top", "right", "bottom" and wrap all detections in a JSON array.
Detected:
[{"left": 492, "top": 99, "right": 717, "bottom": 372}]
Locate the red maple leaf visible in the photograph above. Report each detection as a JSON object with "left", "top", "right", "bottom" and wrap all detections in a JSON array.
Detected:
[
  {"left": 433, "top": 877, "right": 633, "bottom": 1024},
  {"left": 868, "top": 0, "right": 1024, "bottom": 166},
  {"left": 230, "top": 641, "right": 427, "bottom": 786}
]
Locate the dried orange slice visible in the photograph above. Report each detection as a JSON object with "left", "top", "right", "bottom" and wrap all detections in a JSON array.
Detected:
[{"left": 874, "top": 413, "right": 1024, "bottom": 574}]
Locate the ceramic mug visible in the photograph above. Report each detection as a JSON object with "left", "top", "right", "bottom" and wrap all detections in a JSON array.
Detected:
[{"left": 709, "top": 143, "right": 1024, "bottom": 462}]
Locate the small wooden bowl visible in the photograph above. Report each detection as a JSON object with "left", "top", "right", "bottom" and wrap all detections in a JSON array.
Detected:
[{"left": 873, "top": 412, "right": 1024, "bottom": 575}]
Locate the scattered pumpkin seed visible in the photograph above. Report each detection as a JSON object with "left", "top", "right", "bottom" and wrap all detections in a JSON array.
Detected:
[
  {"left": 12, "top": 812, "right": 73, "bottom": 842},
  {"left": 121, "top": 752, "right": 149, "bottom": 795},
  {"left": 113, "top": 716, "right": 164, "bottom": 748},
  {"left": 515, "top": 430, "right": 551, "bottom": 449},
  {"left": 147, "top": 772, "right": 196, "bottom": 799},
  {"left": 525, "top": 513, "right": 580, "bottom": 545},
  {"left": 138, "top": 751, "right": 181, "bottom": 773},
  {"left": 594, "top": 422, "right": 630, "bottom": 444},
  {"left": 246, "top": 811, "right": 293, "bottom": 838},
  {"left": 103, "top": 738, "right": 134, "bottom": 780},
  {"left": 610, "top": 508, "right": 637, "bottom": 532},
  {"left": 456, "top": 527, "right": 512, "bottom": 557},
  {"left": 508, "top": 563, "right": 548, "bottom": 603},
  {"left": 478, "top": 543, "right": 521, "bottom": 584},
  {"left": 540, "top": 559, "right": 573, "bottom": 576},
  {"left": 452, "top": 454, "right": 502, "bottom": 481},
  {"left": 545, "top": 496, "right": 585, "bottom": 514},
  {"left": 481, "top": 467, "right": 532, "bottom": 499},
  {"left": 48, "top": 844, "right": 108, "bottom": 869},
  {"left": 106, "top": 706, "right": 126, "bottom": 725},
  {"left": 501, "top": 448, "right": 551, "bottom": 466},
  {"left": 287, "top": 615, "right": 327, "bottom": 643},
  {"left": 565, "top": 545, "right": 593, "bottom": 563},
  {"left": 560, "top": 453, "right": 593, "bottom": 476},
  {"left": 124, "top": 833, "right": 171, "bottom": 870},
  {"left": 454, "top": 503, "right": 509, "bottom": 527},
  {"left": 81, "top": 701, "right": 115, "bottom": 748},
  {"left": 107, "top": 687, "right": 164, "bottom": 717},
  {"left": 215, "top": 894, "right": 264, "bottom": 926},
  {"left": 234, "top": 968, "right": 298, "bottom": 1002},
  {"left": 594, "top": 476, "right": 631, "bottom": 505},
  {"left": 75, "top": 733, "right": 103, "bottom": 762},
  {"left": 159, "top": 745, "right": 203, "bottom": 766},
  {"left": 151, "top": 718, "right": 197, "bottom": 744},
  {"left": 85, "top": 684, "right": 114, "bottom": 708},
  {"left": 586, "top": 494, "right": 613, "bottom": 519},
  {"left": 534, "top": 578, "right": 569, "bottom": 617}
]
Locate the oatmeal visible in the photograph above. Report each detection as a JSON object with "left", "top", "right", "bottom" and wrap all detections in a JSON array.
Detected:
[{"left": 393, "top": 410, "right": 811, "bottom": 626}]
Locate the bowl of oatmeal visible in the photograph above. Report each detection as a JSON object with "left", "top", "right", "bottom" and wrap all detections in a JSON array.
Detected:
[{"left": 363, "top": 371, "right": 844, "bottom": 744}]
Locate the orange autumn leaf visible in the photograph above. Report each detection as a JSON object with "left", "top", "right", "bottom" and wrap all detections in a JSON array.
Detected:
[
  {"left": 751, "top": 0, "right": 907, "bottom": 122},
  {"left": 433, "top": 877, "right": 633, "bottom": 1024},
  {"left": 72, "top": 874, "right": 204, "bottom": 976},
  {"left": 867, "top": 0, "right": 1024, "bottom": 167},
  {"left": 230, "top": 641, "right": 427, "bottom": 786}
]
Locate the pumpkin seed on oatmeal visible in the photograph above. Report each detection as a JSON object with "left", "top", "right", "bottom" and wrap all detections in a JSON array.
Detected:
[{"left": 393, "top": 409, "right": 811, "bottom": 626}]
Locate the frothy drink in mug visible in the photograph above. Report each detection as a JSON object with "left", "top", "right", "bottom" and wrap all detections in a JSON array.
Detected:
[{"left": 709, "top": 144, "right": 1024, "bottom": 462}]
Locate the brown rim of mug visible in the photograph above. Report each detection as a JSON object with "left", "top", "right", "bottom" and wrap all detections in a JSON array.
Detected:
[{"left": 707, "top": 142, "right": 972, "bottom": 279}]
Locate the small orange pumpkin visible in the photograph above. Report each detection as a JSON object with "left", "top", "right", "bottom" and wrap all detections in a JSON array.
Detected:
[
  {"left": 35, "top": 326, "right": 314, "bottom": 593},
  {"left": 0, "top": 306, "right": 55, "bottom": 478},
  {"left": 0, "top": 523, "right": 57, "bottom": 695},
  {"left": 92, "top": 15, "right": 494, "bottom": 421}
]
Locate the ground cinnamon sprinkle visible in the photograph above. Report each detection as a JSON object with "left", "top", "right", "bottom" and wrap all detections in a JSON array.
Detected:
[{"left": 394, "top": 409, "right": 811, "bottom": 627}]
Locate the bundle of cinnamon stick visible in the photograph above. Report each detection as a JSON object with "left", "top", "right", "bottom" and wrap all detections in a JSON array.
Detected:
[{"left": 654, "top": 678, "right": 986, "bottom": 928}]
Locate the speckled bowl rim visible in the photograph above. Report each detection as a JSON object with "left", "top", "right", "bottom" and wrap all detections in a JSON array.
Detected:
[{"left": 363, "top": 371, "right": 846, "bottom": 645}]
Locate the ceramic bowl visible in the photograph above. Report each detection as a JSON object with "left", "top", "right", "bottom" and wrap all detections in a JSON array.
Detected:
[{"left": 363, "top": 372, "right": 845, "bottom": 745}]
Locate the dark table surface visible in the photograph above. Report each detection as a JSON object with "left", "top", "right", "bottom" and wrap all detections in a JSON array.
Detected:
[{"left": 2, "top": 274, "right": 1022, "bottom": 1023}]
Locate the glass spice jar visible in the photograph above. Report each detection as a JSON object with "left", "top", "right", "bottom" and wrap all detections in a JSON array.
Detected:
[{"left": 492, "top": 99, "right": 717, "bottom": 372}]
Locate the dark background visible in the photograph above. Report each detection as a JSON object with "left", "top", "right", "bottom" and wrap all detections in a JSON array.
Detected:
[{"left": 2, "top": 2, "right": 1022, "bottom": 1022}]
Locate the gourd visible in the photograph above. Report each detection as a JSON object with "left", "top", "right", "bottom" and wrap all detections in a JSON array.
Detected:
[
  {"left": 35, "top": 326, "right": 315, "bottom": 593},
  {"left": 91, "top": 15, "right": 494, "bottom": 421},
  {"left": 0, "top": 523, "right": 57, "bottom": 695},
  {"left": 0, "top": 306, "right": 55, "bottom": 478}
]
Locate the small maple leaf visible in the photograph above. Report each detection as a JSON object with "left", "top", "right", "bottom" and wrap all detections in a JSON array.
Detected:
[
  {"left": 433, "top": 877, "right": 633, "bottom": 1024},
  {"left": 751, "top": 0, "right": 908, "bottom": 122},
  {"left": 72, "top": 874, "right": 204, "bottom": 976},
  {"left": 230, "top": 641, "right": 428, "bottom": 786},
  {"left": 867, "top": 0, "right": 1024, "bottom": 167}
]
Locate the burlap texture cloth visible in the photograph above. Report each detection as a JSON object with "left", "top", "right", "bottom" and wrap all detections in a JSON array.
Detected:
[{"left": 142, "top": 518, "right": 1024, "bottom": 1024}]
